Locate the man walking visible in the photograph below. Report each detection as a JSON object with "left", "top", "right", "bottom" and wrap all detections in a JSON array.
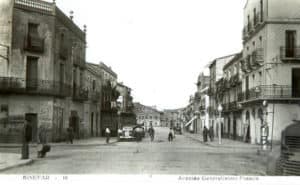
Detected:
[
  {"left": 203, "top": 126, "right": 208, "bottom": 142},
  {"left": 148, "top": 126, "right": 155, "bottom": 142},
  {"left": 105, "top": 127, "right": 111, "bottom": 144}
]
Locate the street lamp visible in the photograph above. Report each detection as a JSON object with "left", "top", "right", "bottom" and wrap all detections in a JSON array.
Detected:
[{"left": 217, "top": 104, "right": 223, "bottom": 145}]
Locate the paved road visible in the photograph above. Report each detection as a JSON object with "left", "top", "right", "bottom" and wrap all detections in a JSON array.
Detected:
[{"left": 0, "top": 127, "right": 266, "bottom": 175}]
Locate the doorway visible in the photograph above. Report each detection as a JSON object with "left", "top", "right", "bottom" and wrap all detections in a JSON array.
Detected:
[
  {"left": 91, "top": 112, "right": 94, "bottom": 136},
  {"left": 25, "top": 113, "right": 38, "bottom": 143},
  {"left": 233, "top": 117, "right": 237, "bottom": 140},
  {"left": 292, "top": 68, "right": 300, "bottom": 97}
]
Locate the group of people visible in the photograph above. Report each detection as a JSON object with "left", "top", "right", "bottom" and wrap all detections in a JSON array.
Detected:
[{"left": 202, "top": 126, "right": 214, "bottom": 142}]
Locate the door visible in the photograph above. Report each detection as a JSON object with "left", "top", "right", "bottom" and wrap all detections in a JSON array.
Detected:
[
  {"left": 91, "top": 112, "right": 94, "bottom": 136},
  {"left": 26, "top": 57, "right": 38, "bottom": 90},
  {"left": 59, "top": 63, "right": 64, "bottom": 93},
  {"left": 286, "top": 30, "right": 296, "bottom": 58},
  {"left": 233, "top": 117, "right": 237, "bottom": 140},
  {"left": 25, "top": 113, "right": 38, "bottom": 143},
  {"left": 228, "top": 117, "right": 231, "bottom": 138},
  {"left": 292, "top": 68, "right": 300, "bottom": 97}
]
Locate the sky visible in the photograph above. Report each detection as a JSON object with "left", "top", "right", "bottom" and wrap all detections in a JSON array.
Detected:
[{"left": 54, "top": 0, "right": 246, "bottom": 110}]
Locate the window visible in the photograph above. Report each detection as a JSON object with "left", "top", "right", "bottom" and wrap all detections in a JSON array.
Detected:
[
  {"left": 285, "top": 30, "right": 297, "bottom": 57},
  {"left": 92, "top": 80, "right": 96, "bottom": 90},
  {"left": 28, "top": 23, "right": 38, "bottom": 36}
]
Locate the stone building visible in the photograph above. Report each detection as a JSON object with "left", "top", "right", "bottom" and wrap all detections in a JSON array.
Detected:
[
  {"left": 221, "top": 53, "right": 244, "bottom": 141},
  {"left": 116, "top": 83, "right": 136, "bottom": 127},
  {"left": 0, "top": 0, "right": 87, "bottom": 143},
  {"left": 85, "top": 63, "right": 102, "bottom": 137},
  {"left": 208, "top": 54, "right": 236, "bottom": 138},
  {"left": 134, "top": 103, "right": 161, "bottom": 128},
  {"left": 240, "top": 0, "right": 300, "bottom": 145},
  {"left": 195, "top": 72, "right": 210, "bottom": 134},
  {"left": 98, "top": 62, "right": 119, "bottom": 136}
]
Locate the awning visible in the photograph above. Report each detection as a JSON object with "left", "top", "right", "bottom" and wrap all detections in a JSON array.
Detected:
[{"left": 184, "top": 116, "right": 197, "bottom": 127}]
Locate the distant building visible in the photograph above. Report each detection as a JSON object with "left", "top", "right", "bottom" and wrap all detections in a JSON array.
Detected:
[{"left": 134, "top": 103, "right": 162, "bottom": 128}]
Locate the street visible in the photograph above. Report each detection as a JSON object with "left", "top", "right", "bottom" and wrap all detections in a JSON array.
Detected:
[{"left": 1, "top": 127, "right": 266, "bottom": 175}]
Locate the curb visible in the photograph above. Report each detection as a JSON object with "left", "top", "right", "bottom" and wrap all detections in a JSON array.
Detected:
[
  {"left": 0, "top": 159, "right": 34, "bottom": 172},
  {"left": 0, "top": 140, "right": 119, "bottom": 148}
]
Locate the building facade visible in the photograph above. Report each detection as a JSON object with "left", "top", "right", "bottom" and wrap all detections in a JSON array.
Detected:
[
  {"left": 240, "top": 0, "right": 300, "bottom": 144},
  {"left": 221, "top": 53, "right": 244, "bottom": 141},
  {"left": 85, "top": 63, "right": 102, "bottom": 137},
  {"left": 0, "top": 0, "right": 87, "bottom": 143},
  {"left": 208, "top": 54, "right": 236, "bottom": 138},
  {"left": 134, "top": 103, "right": 162, "bottom": 128},
  {"left": 116, "top": 83, "right": 136, "bottom": 127}
]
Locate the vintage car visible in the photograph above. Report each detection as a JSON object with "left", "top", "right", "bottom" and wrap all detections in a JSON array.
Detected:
[
  {"left": 133, "top": 125, "right": 145, "bottom": 141},
  {"left": 119, "top": 125, "right": 136, "bottom": 141}
]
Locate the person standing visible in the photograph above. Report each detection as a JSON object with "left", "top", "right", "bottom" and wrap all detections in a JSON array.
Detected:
[
  {"left": 148, "top": 126, "right": 155, "bottom": 142},
  {"left": 67, "top": 127, "right": 74, "bottom": 144},
  {"left": 37, "top": 126, "right": 50, "bottom": 158},
  {"left": 209, "top": 126, "right": 214, "bottom": 142},
  {"left": 203, "top": 126, "right": 208, "bottom": 142},
  {"left": 21, "top": 120, "right": 32, "bottom": 160},
  {"left": 105, "top": 127, "right": 111, "bottom": 144},
  {"left": 168, "top": 128, "right": 174, "bottom": 142}
]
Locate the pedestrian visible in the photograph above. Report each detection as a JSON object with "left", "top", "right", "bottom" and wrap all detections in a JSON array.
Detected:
[
  {"left": 21, "top": 120, "right": 32, "bottom": 160},
  {"left": 67, "top": 127, "right": 74, "bottom": 144},
  {"left": 203, "top": 126, "right": 208, "bottom": 142},
  {"left": 209, "top": 126, "right": 214, "bottom": 142},
  {"left": 168, "top": 128, "right": 174, "bottom": 142},
  {"left": 37, "top": 125, "right": 51, "bottom": 158},
  {"left": 105, "top": 127, "right": 111, "bottom": 144},
  {"left": 148, "top": 126, "right": 155, "bottom": 142}
]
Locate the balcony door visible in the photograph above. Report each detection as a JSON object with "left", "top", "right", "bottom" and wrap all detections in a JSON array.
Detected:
[
  {"left": 286, "top": 30, "right": 296, "bottom": 58},
  {"left": 26, "top": 56, "right": 38, "bottom": 90},
  {"left": 292, "top": 68, "right": 300, "bottom": 97}
]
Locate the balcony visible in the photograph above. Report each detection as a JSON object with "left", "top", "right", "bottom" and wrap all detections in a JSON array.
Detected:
[
  {"left": 243, "top": 12, "right": 264, "bottom": 42},
  {"left": 229, "top": 74, "right": 241, "bottom": 87},
  {"left": 0, "top": 77, "right": 71, "bottom": 97},
  {"left": 252, "top": 48, "right": 264, "bottom": 66},
  {"left": 24, "top": 35, "right": 44, "bottom": 53},
  {"left": 89, "top": 91, "right": 101, "bottom": 102},
  {"left": 280, "top": 47, "right": 300, "bottom": 61},
  {"left": 73, "top": 86, "right": 88, "bottom": 101},
  {"left": 240, "top": 85, "right": 300, "bottom": 102}
]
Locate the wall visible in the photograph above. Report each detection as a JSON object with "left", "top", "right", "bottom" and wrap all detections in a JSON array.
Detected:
[{"left": 0, "top": 0, "right": 13, "bottom": 76}]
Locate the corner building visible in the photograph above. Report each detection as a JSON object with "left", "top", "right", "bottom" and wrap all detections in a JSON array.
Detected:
[
  {"left": 240, "top": 0, "right": 300, "bottom": 144},
  {"left": 0, "top": 0, "right": 87, "bottom": 142}
]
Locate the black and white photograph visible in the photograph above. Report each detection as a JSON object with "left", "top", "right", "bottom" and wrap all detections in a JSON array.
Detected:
[{"left": 0, "top": 0, "right": 300, "bottom": 184}]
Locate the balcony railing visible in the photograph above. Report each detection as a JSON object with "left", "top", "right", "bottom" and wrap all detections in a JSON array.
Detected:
[
  {"left": 24, "top": 35, "right": 44, "bottom": 53},
  {"left": 15, "top": 0, "right": 54, "bottom": 15},
  {"left": 73, "top": 86, "right": 88, "bottom": 101},
  {"left": 243, "top": 12, "right": 264, "bottom": 41},
  {"left": 252, "top": 48, "right": 264, "bottom": 66},
  {"left": 280, "top": 47, "right": 300, "bottom": 61},
  {"left": 240, "top": 85, "right": 300, "bottom": 102},
  {"left": 0, "top": 77, "right": 71, "bottom": 97}
]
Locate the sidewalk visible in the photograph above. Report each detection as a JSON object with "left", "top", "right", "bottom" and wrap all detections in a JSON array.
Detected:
[
  {"left": 0, "top": 137, "right": 118, "bottom": 148},
  {"left": 0, "top": 137, "right": 118, "bottom": 172},
  {"left": 183, "top": 131, "right": 259, "bottom": 150},
  {"left": 0, "top": 153, "right": 33, "bottom": 172}
]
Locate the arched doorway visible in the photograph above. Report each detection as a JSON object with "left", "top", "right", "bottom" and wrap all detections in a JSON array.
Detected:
[
  {"left": 233, "top": 116, "right": 237, "bottom": 140},
  {"left": 228, "top": 117, "right": 231, "bottom": 138}
]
